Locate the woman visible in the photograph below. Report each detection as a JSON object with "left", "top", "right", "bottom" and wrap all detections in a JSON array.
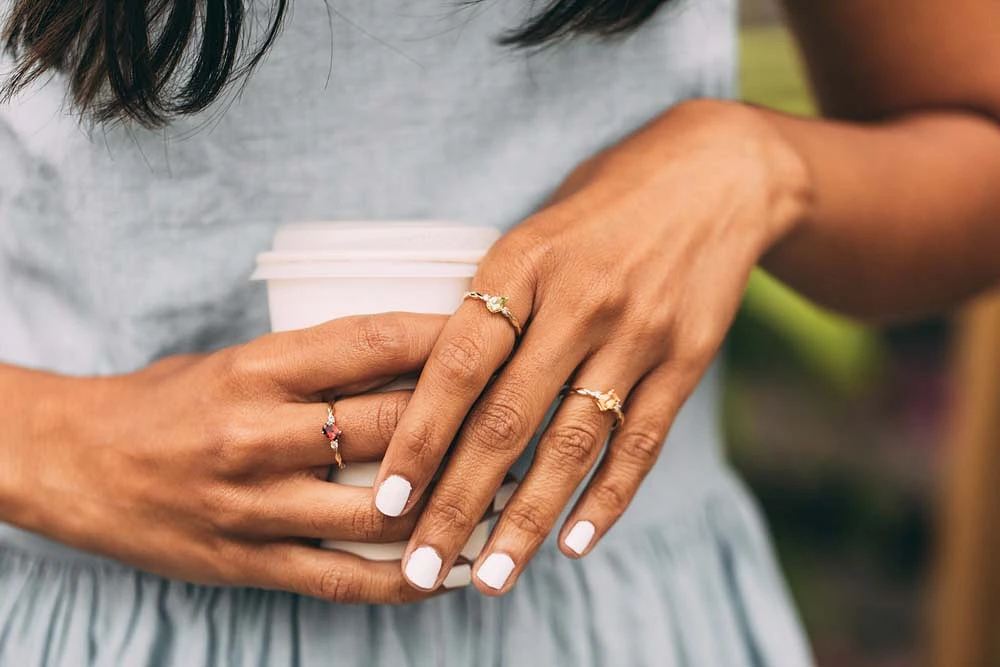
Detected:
[{"left": 1, "top": 0, "right": 998, "bottom": 665}]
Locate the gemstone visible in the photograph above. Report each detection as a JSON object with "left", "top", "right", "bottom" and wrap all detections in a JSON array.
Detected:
[
  {"left": 486, "top": 295, "right": 507, "bottom": 313},
  {"left": 322, "top": 423, "right": 342, "bottom": 440},
  {"left": 596, "top": 390, "right": 620, "bottom": 411}
]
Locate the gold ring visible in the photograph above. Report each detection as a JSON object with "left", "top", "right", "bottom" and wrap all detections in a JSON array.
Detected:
[
  {"left": 565, "top": 387, "right": 625, "bottom": 429},
  {"left": 464, "top": 292, "right": 523, "bottom": 337},
  {"left": 322, "top": 401, "right": 345, "bottom": 469}
]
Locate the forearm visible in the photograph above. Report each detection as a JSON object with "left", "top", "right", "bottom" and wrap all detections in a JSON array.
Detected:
[
  {"left": 0, "top": 363, "right": 68, "bottom": 531},
  {"left": 755, "top": 105, "right": 1000, "bottom": 321}
]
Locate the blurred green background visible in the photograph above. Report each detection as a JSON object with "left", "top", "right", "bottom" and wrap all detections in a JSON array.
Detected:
[{"left": 731, "top": 6, "right": 947, "bottom": 666}]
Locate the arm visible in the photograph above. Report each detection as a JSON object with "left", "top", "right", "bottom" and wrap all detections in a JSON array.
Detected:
[
  {"left": 758, "top": 0, "right": 1000, "bottom": 320},
  {"left": 376, "top": 0, "right": 1000, "bottom": 596}
]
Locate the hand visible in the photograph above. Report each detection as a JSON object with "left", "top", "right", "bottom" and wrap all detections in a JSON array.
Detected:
[
  {"left": 374, "top": 99, "right": 809, "bottom": 593},
  {"left": 10, "top": 313, "right": 470, "bottom": 603}
]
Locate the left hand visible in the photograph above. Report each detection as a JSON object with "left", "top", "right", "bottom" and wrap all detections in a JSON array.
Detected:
[{"left": 375, "top": 99, "right": 810, "bottom": 594}]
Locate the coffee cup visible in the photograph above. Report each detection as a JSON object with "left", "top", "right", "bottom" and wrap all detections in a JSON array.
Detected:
[{"left": 252, "top": 221, "right": 508, "bottom": 562}]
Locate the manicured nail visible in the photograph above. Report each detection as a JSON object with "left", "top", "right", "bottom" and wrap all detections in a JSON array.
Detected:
[
  {"left": 564, "top": 520, "right": 596, "bottom": 555},
  {"left": 443, "top": 564, "right": 472, "bottom": 589},
  {"left": 493, "top": 481, "right": 518, "bottom": 512},
  {"left": 375, "top": 475, "right": 411, "bottom": 517},
  {"left": 476, "top": 553, "right": 515, "bottom": 590},
  {"left": 404, "top": 546, "right": 442, "bottom": 590}
]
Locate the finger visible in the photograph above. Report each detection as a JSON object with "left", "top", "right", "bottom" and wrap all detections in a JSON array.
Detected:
[
  {"left": 471, "top": 353, "right": 646, "bottom": 595},
  {"left": 398, "top": 323, "right": 586, "bottom": 590},
  {"left": 251, "top": 313, "right": 449, "bottom": 397},
  {"left": 558, "top": 364, "right": 694, "bottom": 559},
  {"left": 251, "top": 478, "right": 425, "bottom": 542},
  {"left": 243, "top": 542, "right": 459, "bottom": 604},
  {"left": 320, "top": 519, "right": 492, "bottom": 564},
  {"left": 257, "top": 391, "right": 413, "bottom": 471},
  {"left": 374, "top": 277, "right": 534, "bottom": 517},
  {"left": 252, "top": 474, "right": 518, "bottom": 544}
]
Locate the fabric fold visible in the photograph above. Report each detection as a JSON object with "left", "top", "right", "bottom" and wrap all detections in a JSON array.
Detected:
[{"left": 0, "top": 478, "right": 812, "bottom": 667}]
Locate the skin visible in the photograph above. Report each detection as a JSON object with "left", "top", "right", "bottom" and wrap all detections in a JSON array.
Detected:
[
  {"left": 0, "top": 313, "right": 457, "bottom": 604},
  {"left": 1, "top": 0, "right": 1000, "bottom": 604},
  {"left": 378, "top": 0, "right": 1000, "bottom": 596}
]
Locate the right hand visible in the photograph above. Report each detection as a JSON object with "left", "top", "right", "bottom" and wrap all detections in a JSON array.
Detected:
[{"left": 10, "top": 313, "right": 454, "bottom": 604}]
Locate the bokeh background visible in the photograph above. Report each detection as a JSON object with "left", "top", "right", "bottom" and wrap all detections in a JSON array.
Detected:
[{"left": 731, "top": 2, "right": 951, "bottom": 665}]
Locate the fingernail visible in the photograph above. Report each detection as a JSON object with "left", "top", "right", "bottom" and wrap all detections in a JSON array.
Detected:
[
  {"left": 443, "top": 564, "right": 472, "bottom": 589},
  {"left": 404, "top": 546, "right": 442, "bottom": 590},
  {"left": 493, "top": 481, "right": 518, "bottom": 512},
  {"left": 564, "top": 520, "right": 596, "bottom": 555},
  {"left": 375, "top": 475, "right": 411, "bottom": 517},
  {"left": 476, "top": 553, "right": 516, "bottom": 590}
]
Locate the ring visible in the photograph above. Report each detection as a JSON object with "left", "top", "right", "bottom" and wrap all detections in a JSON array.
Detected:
[
  {"left": 322, "top": 402, "right": 345, "bottom": 469},
  {"left": 464, "top": 292, "right": 523, "bottom": 337},
  {"left": 565, "top": 387, "right": 626, "bottom": 429}
]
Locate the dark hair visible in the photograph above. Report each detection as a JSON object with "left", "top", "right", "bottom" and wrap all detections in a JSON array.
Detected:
[{"left": 2, "top": 0, "right": 671, "bottom": 127}]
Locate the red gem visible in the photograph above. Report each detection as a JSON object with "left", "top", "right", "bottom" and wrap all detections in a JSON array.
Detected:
[{"left": 323, "top": 424, "right": 342, "bottom": 440}]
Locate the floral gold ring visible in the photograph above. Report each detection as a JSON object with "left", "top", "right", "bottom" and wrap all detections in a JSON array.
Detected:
[
  {"left": 463, "top": 292, "right": 523, "bottom": 337},
  {"left": 565, "top": 387, "right": 626, "bottom": 429},
  {"left": 322, "top": 401, "right": 345, "bottom": 469}
]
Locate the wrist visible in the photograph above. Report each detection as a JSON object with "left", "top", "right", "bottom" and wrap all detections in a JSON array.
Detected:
[
  {"left": 670, "top": 98, "right": 815, "bottom": 253},
  {"left": 0, "top": 367, "right": 82, "bottom": 533}
]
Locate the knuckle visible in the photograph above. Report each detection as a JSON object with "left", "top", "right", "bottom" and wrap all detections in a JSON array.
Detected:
[
  {"left": 591, "top": 482, "right": 632, "bottom": 514},
  {"left": 316, "top": 567, "right": 365, "bottom": 603},
  {"left": 208, "top": 421, "right": 259, "bottom": 477},
  {"left": 682, "top": 328, "right": 721, "bottom": 367},
  {"left": 425, "top": 492, "right": 477, "bottom": 533},
  {"left": 617, "top": 428, "right": 664, "bottom": 469},
  {"left": 493, "top": 226, "right": 549, "bottom": 277},
  {"left": 503, "top": 503, "right": 547, "bottom": 539},
  {"left": 547, "top": 422, "right": 602, "bottom": 468},
  {"left": 434, "top": 333, "right": 487, "bottom": 388},
  {"left": 211, "top": 541, "right": 253, "bottom": 585},
  {"left": 374, "top": 392, "right": 410, "bottom": 446},
  {"left": 353, "top": 314, "right": 408, "bottom": 360},
  {"left": 205, "top": 486, "right": 254, "bottom": 535},
  {"left": 468, "top": 398, "right": 530, "bottom": 453},
  {"left": 350, "top": 503, "right": 388, "bottom": 540},
  {"left": 223, "top": 344, "right": 272, "bottom": 389},
  {"left": 397, "top": 419, "right": 435, "bottom": 466},
  {"left": 563, "top": 280, "right": 623, "bottom": 323},
  {"left": 593, "top": 286, "right": 629, "bottom": 319}
]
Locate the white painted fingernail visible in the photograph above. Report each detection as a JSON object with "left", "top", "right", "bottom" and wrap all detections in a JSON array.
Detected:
[
  {"left": 460, "top": 522, "right": 490, "bottom": 560},
  {"left": 564, "top": 520, "right": 596, "bottom": 555},
  {"left": 476, "top": 553, "right": 516, "bottom": 590},
  {"left": 443, "top": 564, "right": 472, "bottom": 589},
  {"left": 404, "top": 546, "right": 442, "bottom": 590},
  {"left": 375, "top": 475, "right": 411, "bottom": 517},
  {"left": 493, "top": 481, "right": 518, "bottom": 512}
]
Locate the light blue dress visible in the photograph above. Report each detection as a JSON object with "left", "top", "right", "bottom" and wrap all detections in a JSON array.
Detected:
[{"left": 0, "top": 1, "right": 814, "bottom": 664}]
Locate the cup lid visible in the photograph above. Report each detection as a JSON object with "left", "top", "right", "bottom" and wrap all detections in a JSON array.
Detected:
[
  {"left": 252, "top": 221, "right": 501, "bottom": 280},
  {"left": 270, "top": 221, "right": 499, "bottom": 260}
]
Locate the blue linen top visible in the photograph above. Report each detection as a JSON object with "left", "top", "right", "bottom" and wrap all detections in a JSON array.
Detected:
[{"left": 0, "top": 1, "right": 813, "bottom": 664}]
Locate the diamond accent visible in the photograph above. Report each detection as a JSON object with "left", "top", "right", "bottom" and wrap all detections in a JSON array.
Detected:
[{"left": 485, "top": 296, "right": 508, "bottom": 313}]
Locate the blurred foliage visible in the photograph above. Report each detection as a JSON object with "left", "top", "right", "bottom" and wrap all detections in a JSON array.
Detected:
[
  {"left": 740, "top": 27, "right": 815, "bottom": 116},
  {"left": 742, "top": 271, "right": 885, "bottom": 394}
]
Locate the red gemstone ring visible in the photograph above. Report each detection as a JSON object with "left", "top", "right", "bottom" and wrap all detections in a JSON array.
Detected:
[{"left": 322, "top": 401, "right": 345, "bottom": 469}]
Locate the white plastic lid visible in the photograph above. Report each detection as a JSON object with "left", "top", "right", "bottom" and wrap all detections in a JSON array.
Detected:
[{"left": 252, "top": 221, "right": 501, "bottom": 280}]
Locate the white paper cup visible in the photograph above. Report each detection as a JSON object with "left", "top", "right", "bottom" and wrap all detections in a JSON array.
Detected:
[
  {"left": 251, "top": 221, "right": 502, "bottom": 561},
  {"left": 252, "top": 221, "right": 500, "bottom": 331}
]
